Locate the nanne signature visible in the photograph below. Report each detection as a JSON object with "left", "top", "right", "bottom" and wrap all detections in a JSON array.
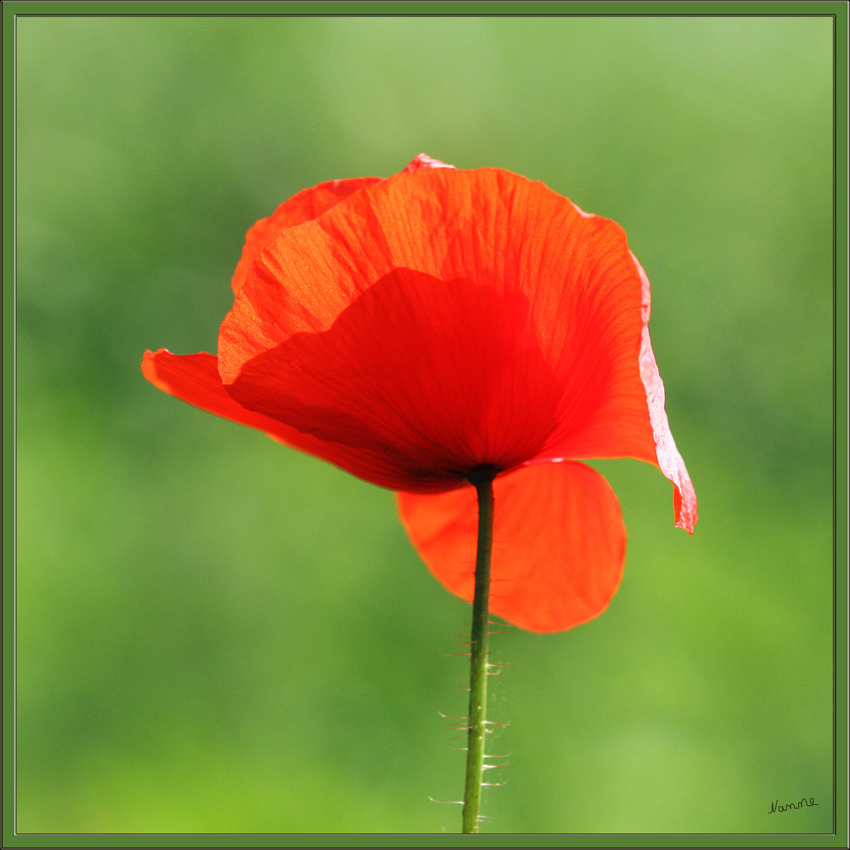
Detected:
[{"left": 769, "top": 796, "right": 817, "bottom": 814}]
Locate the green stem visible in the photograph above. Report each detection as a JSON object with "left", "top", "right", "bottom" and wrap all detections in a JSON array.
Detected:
[{"left": 461, "top": 468, "right": 496, "bottom": 834}]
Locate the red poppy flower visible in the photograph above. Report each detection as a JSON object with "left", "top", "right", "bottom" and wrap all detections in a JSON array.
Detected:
[{"left": 143, "top": 154, "right": 696, "bottom": 633}]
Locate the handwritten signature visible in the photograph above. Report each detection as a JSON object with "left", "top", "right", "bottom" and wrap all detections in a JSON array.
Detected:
[{"left": 769, "top": 797, "right": 817, "bottom": 814}]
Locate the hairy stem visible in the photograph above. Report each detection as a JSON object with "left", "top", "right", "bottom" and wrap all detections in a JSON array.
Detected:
[{"left": 461, "top": 468, "right": 496, "bottom": 833}]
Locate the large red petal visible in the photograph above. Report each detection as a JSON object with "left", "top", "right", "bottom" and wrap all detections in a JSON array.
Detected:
[
  {"left": 217, "top": 171, "right": 638, "bottom": 464},
  {"left": 397, "top": 461, "right": 626, "bottom": 633},
  {"left": 219, "top": 166, "right": 695, "bottom": 524},
  {"left": 535, "top": 251, "right": 697, "bottom": 533},
  {"left": 230, "top": 176, "right": 382, "bottom": 296},
  {"left": 220, "top": 270, "right": 563, "bottom": 490},
  {"left": 218, "top": 167, "right": 647, "bottom": 380},
  {"left": 142, "top": 349, "right": 312, "bottom": 442},
  {"left": 142, "top": 349, "right": 469, "bottom": 492},
  {"left": 229, "top": 155, "right": 452, "bottom": 297}
]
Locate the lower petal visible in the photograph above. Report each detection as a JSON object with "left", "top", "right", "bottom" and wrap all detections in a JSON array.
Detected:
[{"left": 397, "top": 461, "right": 626, "bottom": 633}]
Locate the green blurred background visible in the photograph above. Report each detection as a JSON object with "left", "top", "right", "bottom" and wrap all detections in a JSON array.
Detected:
[{"left": 15, "top": 13, "right": 834, "bottom": 836}]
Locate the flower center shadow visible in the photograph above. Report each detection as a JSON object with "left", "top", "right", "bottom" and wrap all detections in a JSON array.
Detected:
[{"left": 229, "top": 268, "right": 564, "bottom": 486}]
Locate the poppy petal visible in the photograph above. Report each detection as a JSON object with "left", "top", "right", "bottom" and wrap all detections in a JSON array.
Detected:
[
  {"left": 220, "top": 166, "right": 645, "bottom": 365},
  {"left": 230, "top": 176, "right": 382, "bottom": 295},
  {"left": 634, "top": 256, "right": 698, "bottom": 533},
  {"left": 397, "top": 460, "right": 626, "bottom": 633},
  {"left": 402, "top": 152, "right": 455, "bottom": 172},
  {"left": 229, "top": 155, "right": 451, "bottom": 297},
  {"left": 142, "top": 348, "right": 470, "bottom": 492},
  {"left": 142, "top": 349, "right": 311, "bottom": 442},
  {"left": 535, "top": 237, "right": 697, "bottom": 534},
  {"left": 217, "top": 170, "right": 641, "bottom": 475},
  {"left": 219, "top": 270, "right": 563, "bottom": 490},
  {"left": 218, "top": 165, "right": 695, "bottom": 521},
  {"left": 533, "top": 251, "right": 697, "bottom": 533}
]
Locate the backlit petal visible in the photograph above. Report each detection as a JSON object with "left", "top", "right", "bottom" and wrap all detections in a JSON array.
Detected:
[
  {"left": 142, "top": 349, "right": 312, "bottom": 443},
  {"left": 142, "top": 349, "right": 468, "bottom": 492},
  {"left": 402, "top": 152, "right": 455, "bottom": 172},
  {"left": 230, "top": 156, "right": 452, "bottom": 297},
  {"left": 634, "top": 255, "right": 697, "bottom": 533},
  {"left": 220, "top": 270, "right": 563, "bottom": 490},
  {"left": 220, "top": 167, "right": 646, "bottom": 368},
  {"left": 535, "top": 251, "right": 697, "bottom": 532},
  {"left": 218, "top": 168, "right": 654, "bottom": 485},
  {"left": 397, "top": 461, "right": 626, "bottom": 633},
  {"left": 230, "top": 177, "right": 382, "bottom": 295}
]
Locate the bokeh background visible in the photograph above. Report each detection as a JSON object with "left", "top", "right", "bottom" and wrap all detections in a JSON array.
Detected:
[{"left": 15, "top": 14, "right": 834, "bottom": 836}]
